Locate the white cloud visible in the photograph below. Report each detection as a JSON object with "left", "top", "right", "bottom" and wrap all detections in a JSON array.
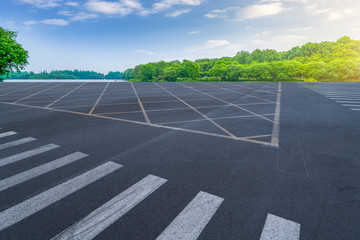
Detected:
[
  {"left": 188, "top": 30, "right": 199, "bottom": 34},
  {"left": 187, "top": 40, "right": 231, "bottom": 52},
  {"left": 140, "top": 0, "right": 203, "bottom": 16},
  {"left": 135, "top": 49, "right": 156, "bottom": 55},
  {"left": 70, "top": 13, "right": 99, "bottom": 21},
  {"left": 65, "top": 1, "right": 79, "bottom": 7},
  {"left": 24, "top": 18, "right": 69, "bottom": 26},
  {"left": 238, "top": 3, "right": 290, "bottom": 20},
  {"left": 205, "top": 3, "right": 290, "bottom": 21},
  {"left": 85, "top": 0, "right": 142, "bottom": 16},
  {"left": 20, "top": 0, "right": 62, "bottom": 8},
  {"left": 253, "top": 31, "right": 270, "bottom": 37},
  {"left": 165, "top": 9, "right": 191, "bottom": 17}
]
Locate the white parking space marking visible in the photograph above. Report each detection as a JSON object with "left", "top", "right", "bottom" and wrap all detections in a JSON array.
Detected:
[
  {"left": 46, "top": 83, "right": 87, "bottom": 108},
  {"left": 156, "top": 191, "right": 224, "bottom": 240},
  {"left": 0, "top": 131, "right": 17, "bottom": 138},
  {"left": 0, "top": 152, "right": 88, "bottom": 192},
  {"left": 0, "top": 161, "right": 122, "bottom": 231},
  {"left": 0, "top": 143, "right": 59, "bottom": 167},
  {"left": 260, "top": 214, "right": 300, "bottom": 240},
  {"left": 0, "top": 137, "right": 36, "bottom": 151},
  {"left": 52, "top": 175, "right": 167, "bottom": 240}
]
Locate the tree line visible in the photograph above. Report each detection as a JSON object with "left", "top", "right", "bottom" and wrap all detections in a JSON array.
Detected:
[
  {"left": 6, "top": 70, "right": 124, "bottom": 80},
  {"left": 122, "top": 36, "right": 360, "bottom": 82}
]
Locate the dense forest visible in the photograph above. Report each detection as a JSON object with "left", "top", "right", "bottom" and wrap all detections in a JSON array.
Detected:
[
  {"left": 5, "top": 36, "right": 360, "bottom": 82},
  {"left": 122, "top": 36, "right": 360, "bottom": 82},
  {"left": 6, "top": 70, "right": 123, "bottom": 79}
]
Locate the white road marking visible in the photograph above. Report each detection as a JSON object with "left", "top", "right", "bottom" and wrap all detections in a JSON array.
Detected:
[
  {"left": 336, "top": 101, "right": 360, "bottom": 104},
  {"left": 13, "top": 83, "right": 64, "bottom": 103},
  {"left": 0, "top": 131, "right": 17, "bottom": 138},
  {"left": 88, "top": 82, "right": 110, "bottom": 115},
  {"left": 351, "top": 108, "right": 360, "bottom": 111},
  {"left": 271, "top": 82, "right": 281, "bottom": 147},
  {"left": 260, "top": 213, "right": 300, "bottom": 240},
  {"left": 0, "top": 152, "right": 88, "bottom": 192},
  {"left": 156, "top": 191, "right": 224, "bottom": 240},
  {"left": 52, "top": 174, "right": 167, "bottom": 240},
  {"left": 0, "top": 83, "right": 48, "bottom": 97},
  {"left": 178, "top": 83, "right": 274, "bottom": 123},
  {"left": 0, "top": 137, "right": 36, "bottom": 151},
  {"left": 131, "top": 82, "right": 151, "bottom": 123},
  {"left": 0, "top": 161, "right": 122, "bottom": 231},
  {"left": 342, "top": 104, "right": 360, "bottom": 107},
  {"left": 46, "top": 83, "right": 87, "bottom": 108},
  {"left": 0, "top": 143, "right": 59, "bottom": 167},
  {"left": 0, "top": 101, "right": 273, "bottom": 146},
  {"left": 154, "top": 83, "right": 236, "bottom": 138}
]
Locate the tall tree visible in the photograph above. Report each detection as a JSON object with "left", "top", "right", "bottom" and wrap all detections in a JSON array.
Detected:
[{"left": 0, "top": 27, "right": 29, "bottom": 81}]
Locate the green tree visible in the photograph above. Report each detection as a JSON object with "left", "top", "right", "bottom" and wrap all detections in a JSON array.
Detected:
[{"left": 0, "top": 27, "right": 29, "bottom": 81}]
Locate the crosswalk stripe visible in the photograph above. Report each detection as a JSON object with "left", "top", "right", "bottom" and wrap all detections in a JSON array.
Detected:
[
  {"left": 0, "top": 137, "right": 36, "bottom": 151},
  {"left": 0, "top": 152, "right": 88, "bottom": 192},
  {"left": 343, "top": 104, "right": 360, "bottom": 107},
  {"left": 260, "top": 213, "right": 300, "bottom": 240},
  {"left": 336, "top": 101, "right": 360, "bottom": 104},
  {"left": 52, "top": 174, "right": 167, "bottom": 240},
  {"left": 0, "top": 161, "right": 122, "bottom": 231},
  {"left": 351, "top": 108, "right": 360, "bottom": 111},
  {"left": 156, "top": 191, "right": 224, "bottom": 240},
  {"left": 0, "top": 131, "right": 17, "bottom": 138},
  {"left": 0, "top": 143, "right": 59, "bottom": 167}
]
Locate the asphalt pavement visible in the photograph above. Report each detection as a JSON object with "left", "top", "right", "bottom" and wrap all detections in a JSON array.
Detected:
[{"left": 0, "top": 82, "right": 359, "bottom": 240}]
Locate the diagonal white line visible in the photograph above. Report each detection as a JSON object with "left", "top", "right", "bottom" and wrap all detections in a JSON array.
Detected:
[
  {"left": 157, "top": 191, "right": 223, "bottom": 240},
  {"left": 0, "top": 143, "right": 59, "bottom": 167},
  {"left": 13, "top": 83, "right": 64, "bottom": 104},
  {"left": 46, "top": 83, "right": 87, "bottom": 108},
  {"left": 0, "top": 152, "right": 88, "bottom": 192},
  {"left": 0, "top": 83, "right": 49, "bottom": 97},
  {"left": 131, "top": 82, "right": 151, "bottom": 123},
  {"left": 0, "top": 137, "right": 36, "bottom": 151},
  {"left": 260, "top": 213, "right": 300, "bottom": 240},
  {"left": 178, "top": 83, "right": 274, "bottom": 123},
  {"left": 154, "top": 83, "right": 236, "bottom": 138},
  {"left": 0, "top": 131, "right": 17, "bottom": 139},
  {"left": 0, "top": 161, "right": 122, "bottom": 231},
  {"left": 89, "top": 82, "right": 110, "bottom": 115},
  {"left": 52, "top": 174, "right": 167, "bottom": 240},
  {"left": 205, "top": 83, "right": 275, "bottom": 103}
]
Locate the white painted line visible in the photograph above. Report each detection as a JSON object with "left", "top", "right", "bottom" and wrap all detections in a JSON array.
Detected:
[
  {"left": 0, "top": 137, "right": 36, "bottom": 151},
  {"left": 131, "top": 82, "right": 151, "bottom": 123},
  {"left": 46, "top": 83, "right": 87, "bottom": 108},
  {"left": 271, "top": 82, "right": 281, "bottom": 147},
  {"left": 343, "top": 104, "right": 360, "bottom": 107},
  {"left": 205, "top": 83, "right": 275, "bottom": 103},
  {"left": 0, "top": 131, "right": 17, "bottom": 139},
  {"left": 0, "top": 161, "right": 122, "bottom": 231},
  {"left": 260, "top": 213, "right": 300, "bottom": 240},
  {"left": 154, "top": 83, "right": 236, "bottom": 138},
  {"left": 52, "top": 174, "right": 167, "bottom": 240},
  {"left": 156, "top": 191, "right": 223, "bottom": 240},
  {"left": 0, "top": 143, "right": 59, "bottom": 167},
  {"left": 88, "top": 82, "right": 110, "bottom": 115},
  {"left": 178, "top": 83, "right": 274, "bottom": 123},
  {"left": 351, "top": 108, "right": 360, "bottom": 111},
  {"left": 13, "top": 83, "right": 64, "bottom": 103},
  {"left": 0, "top": 152, "right": 88, "bottom": 192},
  {"left": 0, "top": 83, "right": 48, "bottom": 97},
  {"left": 335, "top": 101, "right": 360, "bottom": 104}
]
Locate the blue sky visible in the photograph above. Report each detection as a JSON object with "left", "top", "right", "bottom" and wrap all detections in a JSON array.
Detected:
[{"left": 1, "top": 0, "right": 360, "bottom": 73}]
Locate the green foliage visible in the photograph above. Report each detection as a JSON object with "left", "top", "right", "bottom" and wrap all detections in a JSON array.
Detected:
[
  {"left": 122, "top": 36, "right": 360, "bottom": 82},
  {"left": 6, "top": 36, "right": 360, "bottom": 82},
  {"left": 0, "top": 27, "right": 29, "bottom": 80}
]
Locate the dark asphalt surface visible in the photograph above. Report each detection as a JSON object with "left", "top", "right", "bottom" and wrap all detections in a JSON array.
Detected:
[{"left": 0, "top": 82, "right": 359, "bottom": 239}]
